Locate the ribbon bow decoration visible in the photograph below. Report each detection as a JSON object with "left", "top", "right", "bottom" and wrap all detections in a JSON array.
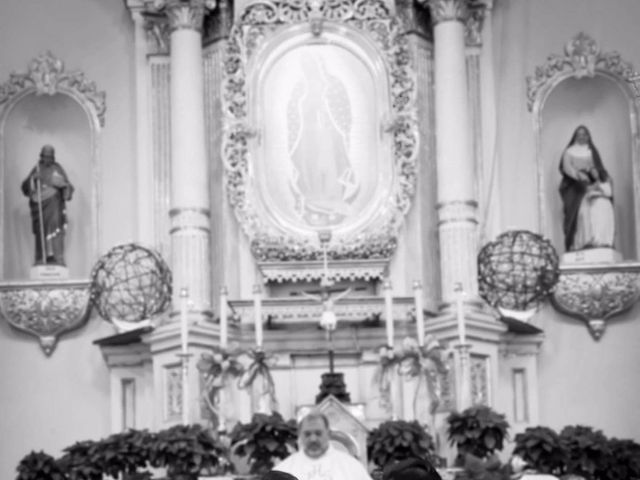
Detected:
[
  {"left": 197, "top": 345, "right": 245, "bottom": 425},
  {"left": 397, "top": 335, "right": 450, "bottom": 416},
  {"left": 237, "top": 348, "right": 279, "bottom": 413},
  {"left": 372, "top": 345, "right": 401, "bottom": 410}
]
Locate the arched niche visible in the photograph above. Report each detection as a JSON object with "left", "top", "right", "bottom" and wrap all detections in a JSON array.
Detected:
[
  {"left": 0, "top": 52, "right": 105, "bottom": 280},
  {"left": 527, "top": 33, "right": 640, "bottom": 260}
]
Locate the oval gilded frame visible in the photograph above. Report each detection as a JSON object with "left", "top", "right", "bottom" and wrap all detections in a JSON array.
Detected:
[{"left": 222, "top": 0, "right": 419, "bottom": 262}]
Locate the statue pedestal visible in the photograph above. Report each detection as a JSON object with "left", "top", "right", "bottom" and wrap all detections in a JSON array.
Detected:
[
  {"left": 561, "top": 247, "right": 622, "bottom": 265},
  {"left": 30, "top": 265, "right": 69, "bottom": 281},
  {"left": 316, "top": 372, "right": 351, "bottom": 404}
]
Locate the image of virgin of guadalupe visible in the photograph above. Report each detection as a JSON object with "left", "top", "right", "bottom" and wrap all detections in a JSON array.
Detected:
[
  {"left": 286, "top": 55, "right": 360, "bottom": 228},
  {"left": 558, "top": 125, "right": 615, "bottom": 252}
]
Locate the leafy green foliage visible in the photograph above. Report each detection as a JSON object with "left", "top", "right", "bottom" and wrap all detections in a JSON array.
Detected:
[
  {"left": 16, "top": 451, "right": 66, "bottom": 480},
  {"left": 148, "top": 424, "right": 227, "bottom": 476},
  {"left": 559, "top": 425, "right": 612, "bottom": 480},
  {"left": 513, "top": 426, "right": 566, "bottom": 475},
  {"left": 366, "top": 419, "right": 436, "bottom": 468},
  {"left": 446, "top": 405, "right": 510, "bottom": 459},
  {"left": 58, "top": 440, "right": 106, "bottom": 480},
  {"left": 95, "top": 429, "right": 153, "bottom": 477},
  {"left": 599, "top": 437, "right": 640, "bottom": 480},
  {"left": 230, "top": 412, "right": 298, "bottom": 475}
]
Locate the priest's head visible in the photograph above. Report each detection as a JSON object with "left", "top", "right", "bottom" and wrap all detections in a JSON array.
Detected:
[{"left": 299, "top": 411, "right": 330, "bottom": 459}]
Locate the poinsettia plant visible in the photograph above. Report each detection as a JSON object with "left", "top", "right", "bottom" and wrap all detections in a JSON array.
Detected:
[
  {"left": 512, "top": 426, "right": 566, "bottom": 475},
  {"left": 16, "top": 451, "right": 66, "bottom": 480},
  {"left": 148, "top": 424, "right": 229, "bottom": 478},
  {"left": 447, "top": 405, "right": 510, "bottom": 460},
  {"left": 367, "top": 419, "right": 436, "bottom": 469},
  {"left": 229, "top": 411, "right": 298, "bottom": 475}
]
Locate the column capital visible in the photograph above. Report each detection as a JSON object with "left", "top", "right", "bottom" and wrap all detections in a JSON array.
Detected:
[
  {"left": 154, "top": 0, "right": 217, "bottom": 32},
  {"left": 424, "top": 0, "right": 469, "bottom": 25}
]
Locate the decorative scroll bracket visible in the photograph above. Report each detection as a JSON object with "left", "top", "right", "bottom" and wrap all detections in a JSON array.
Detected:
[
  {"left": 550, "top": 262, "right": 640, "bottom": 340},
  {"left": 0, "top": 281, "right": 93, "bottom": 355}
]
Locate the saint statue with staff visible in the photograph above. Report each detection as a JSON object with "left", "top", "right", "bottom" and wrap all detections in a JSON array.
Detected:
[{"left": 21, "top": 144, "right": 74, "bottom": 266}]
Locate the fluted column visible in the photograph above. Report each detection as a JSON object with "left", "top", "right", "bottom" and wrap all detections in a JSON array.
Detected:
[
  {"left": 163, "top": 0, "right": 216, "bottom": 318},
  {"left": 427, "top": 0, "right": 478, "bottom": 303}
]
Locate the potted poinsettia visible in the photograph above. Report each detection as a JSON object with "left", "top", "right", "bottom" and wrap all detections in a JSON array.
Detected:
[
  {"left": 447, "top": 405, "right": 510, "bottom": 479},
  {"left": 16, "top": 451, "right": 66, "bottom": 480},
  {"left": 229, "top": 411, "right": 298, "bottom": 475},
  {"left": 149, "top": 424, "right": 229, "bottom": 480},
  {"left": 598, "top": 437, "right": 640, "bottom": 480},
  {"left": 57, "top": 440, "right": 104, "bottom": 480},
  {"left": 512, "top": 426, "right": 566, "bottom": 476},
  {"left": 97, "top": 429, "right": 154, "bottom": 479},
  {"left": 558, "top": 425, "right": 609, "bottom": 480},
  {"left": 366, "top": 419, "right": 437, "bottom": 475}
]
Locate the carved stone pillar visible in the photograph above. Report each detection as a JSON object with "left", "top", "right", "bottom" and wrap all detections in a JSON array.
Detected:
[
  {"left": 162, "top": 0, "right": 215, "bottom": 319},
  {"left": 426, "top": 0, "right": 479, "bottom": 303}
]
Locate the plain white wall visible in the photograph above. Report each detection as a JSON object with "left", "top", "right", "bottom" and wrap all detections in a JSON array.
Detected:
[{"left": 0, "top": 0, "right": 137, "bottom": 476}]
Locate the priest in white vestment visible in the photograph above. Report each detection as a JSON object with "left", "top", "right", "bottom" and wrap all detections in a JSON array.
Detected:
[{"left": 273, "top": 412, "right": 373, "bottom": 480}]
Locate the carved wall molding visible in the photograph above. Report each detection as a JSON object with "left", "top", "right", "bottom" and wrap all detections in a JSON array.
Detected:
[
  {"left": 230, "top": 295, "right": 416, "bottom": 326},
  {"left": 527, "top": 32, "right": 640, "bottom": 112},
  {"left": 258, "top": 259, "right": 387, "bottom": 284},
  {"left": 0, "top": 281, "right": 92, "bottom": 355},
  {"left": 551, "top": 263, "right": 640, "bottom": 340},
  {"left": 222, "top": 0, "right": 419, "bottom": 270},
  {"left": 0, "top": 51, "right": 106, "bottom": 127}
]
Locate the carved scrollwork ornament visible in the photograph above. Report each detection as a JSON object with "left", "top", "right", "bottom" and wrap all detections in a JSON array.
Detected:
[
  {"left": 527, "top": 32, "right": 640, "bottom": 112},
  {"left": 0, "top": 282, "right": 93, "bottom": 355},
  {"left": 551, "top": 266, "right": 640, "bottom": 340},
  {"left": 0, "top": 51, "right": 106, "bottom": 127}
]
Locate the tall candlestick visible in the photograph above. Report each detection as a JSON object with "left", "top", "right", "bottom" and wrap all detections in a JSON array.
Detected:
[
  {"left": 219, "top": 286, "right": 228, "bottom": 349},
  {"left": 179, "top": 287, "right": 190, "bottom": 425},
  {"left": 454, "top": 282, "right": 466, "bottom": 344},
  {"left": 413, "top": 280, "right": 425, "bottom": 347},
  {"left": 253, "top": 284, "right": 263, "bottom": 347},
  {"left": 383, "top": 279, "right": 394, "bottom": 347},
  {"left": 180, "top": 287, "right": 189, "bottom": 354}
]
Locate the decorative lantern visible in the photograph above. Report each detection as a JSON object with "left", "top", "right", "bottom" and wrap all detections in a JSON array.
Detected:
[
  {"left": 90, "top": 243, "right": 172, "bottom": 331},
  {"left": 477, "top": 230, "right": 559, "bottom": 320}
]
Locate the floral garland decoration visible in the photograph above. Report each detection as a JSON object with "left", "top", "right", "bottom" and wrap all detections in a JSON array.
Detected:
[
  {"left": 372, "top": 345, "right": 402, "bottom": 409},
  {"left": 197, "top": 345, "right": 245, "bottom": 427},
  {"left": 397, "top": 335, "right": 450, "bottom": 416},
  {"left": 237, "top": 348, "right": 279, "bottom": 413}
]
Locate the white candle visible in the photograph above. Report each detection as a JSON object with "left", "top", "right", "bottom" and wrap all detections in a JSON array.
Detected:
[
  {"left": 413, "top": 280, "right": 424, "bottom": 347},
  {"left": 219, "top": 286, "right": 228, "bottom": 349},
  {"left": 384, "top": 279, "right": 394, "bottom": 347},
  {"left": 253, "top": 284, "right": 263, "bottom": 347},
  {"left": 455, "top": 282, "right": 466, "bottom": 344},
  {"left": 180, "top": 287, "right": 189, "bottom": 355}
]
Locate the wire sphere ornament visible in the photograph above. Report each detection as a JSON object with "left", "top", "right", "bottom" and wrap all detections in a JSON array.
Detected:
[
  {"left": 90, "top": 243, "right": 172, "bottom": 327},
  {"left": 477, "top": 230, "right": 559, "bottom": 317}
]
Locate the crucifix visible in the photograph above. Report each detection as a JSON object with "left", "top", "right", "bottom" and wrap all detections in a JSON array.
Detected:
[{"left": 299, "top": 230, "right": 351, "bottom": 373}]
